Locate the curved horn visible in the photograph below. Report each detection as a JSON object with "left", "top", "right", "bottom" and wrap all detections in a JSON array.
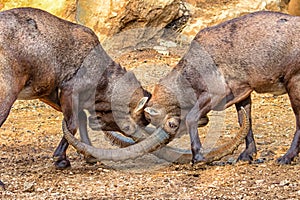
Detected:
[
  {"left": 103, "top": 107, "right": 249, "bottom": 164},
  {"left": 63, "top": 120, "right": 172, "bottom": 162},
  {"left": 201, "top": 106, "right": 250, "bottom": 163},
  {"left": 103, "top": 131, "right": 191, "bottom": 163}
]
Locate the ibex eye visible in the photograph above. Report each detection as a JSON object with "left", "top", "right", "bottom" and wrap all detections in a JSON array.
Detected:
[
  {"left": 168, "top": 121, "right": 178, "bottom": 129},
  {"left": 166, "top": 117, "right": 180, "bottom": 131}
]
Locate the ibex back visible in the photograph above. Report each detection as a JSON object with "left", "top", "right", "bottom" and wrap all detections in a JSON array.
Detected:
[{"left": 144, "top": 11, "right": 300, "bottom": 164}]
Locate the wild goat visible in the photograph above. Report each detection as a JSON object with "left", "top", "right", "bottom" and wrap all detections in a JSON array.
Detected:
[
  {"left": 141, "top": 11, "right": 300, "bottom": 164},
  {"left": 0, "top": 7, "right": 163, "bottom": 171}
]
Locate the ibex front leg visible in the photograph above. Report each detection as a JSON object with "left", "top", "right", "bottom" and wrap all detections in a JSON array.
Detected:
[
  {"left": 186, "top": 93, "right": 211, "bottom": 164},
  {"left": 54, "top": 88, "right": 80, "bottom": 169}
]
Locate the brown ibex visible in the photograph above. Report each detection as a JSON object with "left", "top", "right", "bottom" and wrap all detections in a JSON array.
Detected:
[
  {"left": 136, "top": 11, "right": 300, "bottom": 165},
  {"left": 0, "top": 7, "right": 176, "bottom": 173}
]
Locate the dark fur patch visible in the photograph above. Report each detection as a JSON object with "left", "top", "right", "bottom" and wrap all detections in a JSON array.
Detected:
[
  {"left": 279, "top": 75, "right": 285, "bottom": 83},
  {"left": 26, "top": 18, "right": 38, "bottom": 29},
  {"left": 278, "top": 18, "right": 288, "bottom": 23}
]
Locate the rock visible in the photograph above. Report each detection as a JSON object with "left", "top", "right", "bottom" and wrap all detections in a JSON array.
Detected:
[
  {"left": 0, "top": 0, "right": 76, "bottom": 21},
  {"left": 252, "top": 158, "right": 266, "bottom": 164},
  {"left": 77, "top": 0, "right": 184, "bottom": 44},
  {"left": 227, "top": 157, "right": 236, "bottom": 164},
  {"left": 153, "top": 46, "right": 170, "bottom": 56},
  {"left": 279, "top": 179, "right": 290, "bottom": 186},
  {"left": 23, "top": 181, "right": 35, "bottom": 192},
  {"left": 288, "top": 0, "right": 300, "bottom": 15},
  {"left": 159, "top": 39, "right": 177, "bottom": 48},
  {"left": 260, "top": 150, "right": 276, "bottom": 157},
  {"left": 255, "top": 179, "right": 265, "bottom": 184}
]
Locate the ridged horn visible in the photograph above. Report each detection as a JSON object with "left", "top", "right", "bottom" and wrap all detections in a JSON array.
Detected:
[
  {"left": 63, "top": 120, "right": 172, "bottom": 162},
  {"left": 103, "top": 131, "right": 191, "bottom": 163},
  {"left": 103, "top": 107, "right": 249, "bottom": 164},
  {"left": 201, "top": 106, "right": 250, "bottom": 163}
]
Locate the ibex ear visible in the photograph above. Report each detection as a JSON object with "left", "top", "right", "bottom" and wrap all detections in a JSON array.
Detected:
[
  {"left": 144, "top": 107, "right": 161, "bottom": 116},
  {"left": 134, "top": 97, "right": 149, "bottom": 113}
]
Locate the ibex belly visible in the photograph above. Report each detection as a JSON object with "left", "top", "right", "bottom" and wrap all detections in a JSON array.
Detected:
[
  {"left": 17, "top": 80, "right": 56, "bottom": 100},
  {"left": 254, "top": 81, "right": 287, "bottom": 95}
]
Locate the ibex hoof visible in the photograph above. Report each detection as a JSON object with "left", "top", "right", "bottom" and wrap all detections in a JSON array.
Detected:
[
  {"left": 54, "top": 159, "right": 71, "bottom": 169},
  {"left": 237, "top": 150, "right": 255, "bottom": 162},
  {"left": 192, "top": 153, "right": 205, "bottom": 165},
  {"left": 277, "top": 156, "right": 293, "bottom": 165}
]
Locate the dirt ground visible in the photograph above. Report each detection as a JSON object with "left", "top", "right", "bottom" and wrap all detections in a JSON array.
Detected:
[{"left": 1, "top": 50, "right": 300, "bottom": 199}]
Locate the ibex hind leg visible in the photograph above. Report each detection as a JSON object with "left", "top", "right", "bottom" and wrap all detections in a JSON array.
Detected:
[
  {"left": 0, "top": 83, "right": 21, "bottom": 186},
  {"left": 0, "top": 98, "right": 15, "bottom": 127},
  {"left": 0, "top": 56, "right": 27, "bottom": 127},
  {"left": 278, "top": 76, "right": 300, "bottom": 164},
  {"left": 235, "top": 96, "right": 257, "bottom": 162},
  {"left": 0, "top": 83, "right": 20, "bottom": 127}
]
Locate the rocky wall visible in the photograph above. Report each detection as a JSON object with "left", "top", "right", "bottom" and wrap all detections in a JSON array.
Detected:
[
  {"left": 288, "top": 0, "right": 300, "bottom": 15},
  {"left": 0, "top": 0, "right": 293, "bottom": 52}
]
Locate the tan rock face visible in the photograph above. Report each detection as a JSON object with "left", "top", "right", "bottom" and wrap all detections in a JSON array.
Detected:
[
  {"left": 76, "top": 0, "right": 186, "bottom": 50},
  {"left": 0, "top": 0, "right": 76, "bottom": 20},
  {"left": 0, "top": 0, "right": 289, "bottom": 49},
  {"left": 288, "top": 0, "right": 300, "bottom": 16}
]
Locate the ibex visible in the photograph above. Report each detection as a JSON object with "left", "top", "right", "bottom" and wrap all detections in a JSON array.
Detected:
[
  {"left": 134, "top": 11, "right": 300, "bottom": 165},
  {"left": 0, "top": 6, "right": 170, "bottom": 174}
]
